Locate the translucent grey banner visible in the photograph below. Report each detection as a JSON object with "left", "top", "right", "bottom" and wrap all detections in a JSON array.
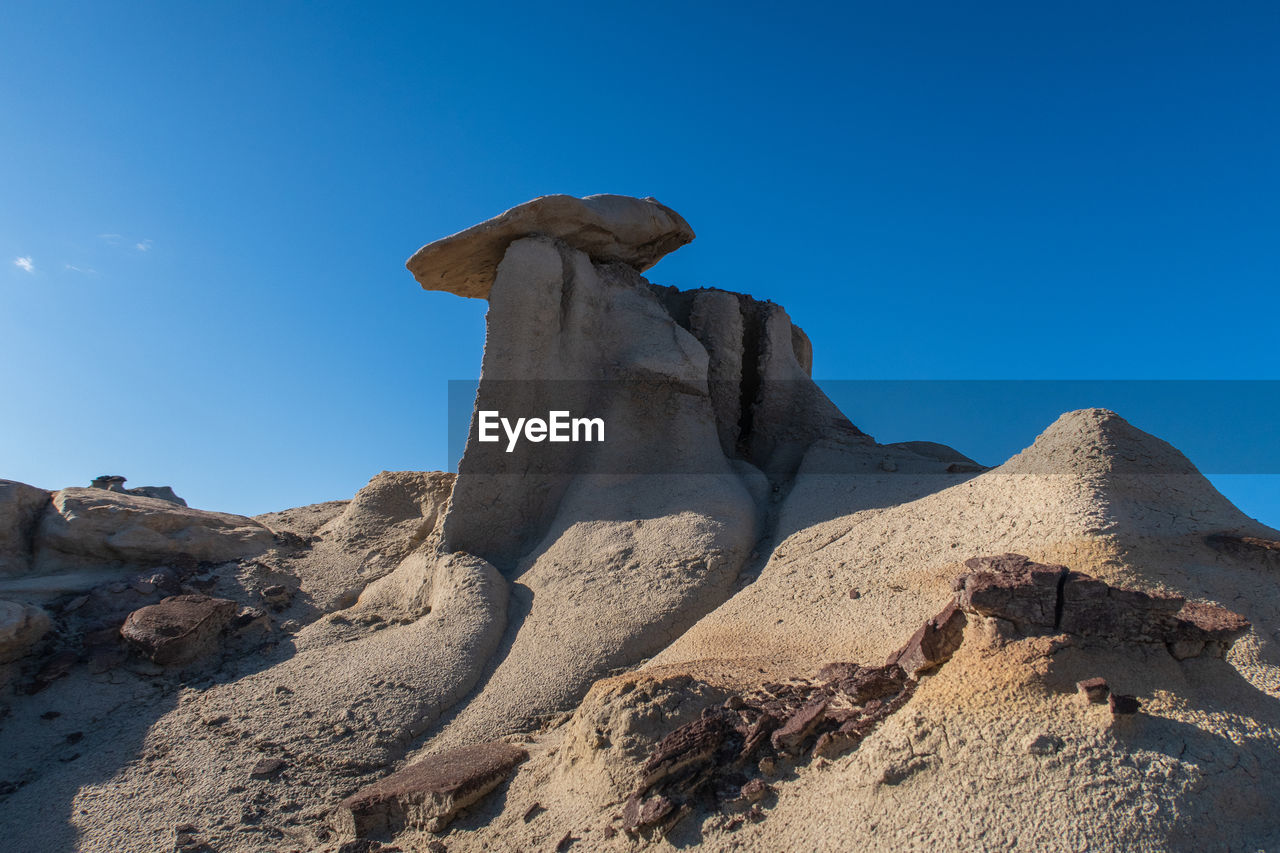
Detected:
[{"left": 447, "top": 380, "right": 1280, "bottom": 475}]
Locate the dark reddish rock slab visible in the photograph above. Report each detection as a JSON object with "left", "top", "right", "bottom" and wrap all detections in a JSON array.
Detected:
[
  {"left": 771, "top": 698, "right": 828, "bottom": 752},
  {"left": 120, "top": 594, "right": 236, "bottom": 666},
  {"left": 954, "top": 553, "right": 1250, "bottom": 659},
  {"left": 886, "top": 601, "right": 967, "bottom": 675},
  {"left": 334, "top": 741, "right": 527, "bottom": 837},
  {"left": 626, "top": 659, "right": 921, "bottom": 832},
  {"left": 1076, "top": 677, "right": 1110, "bottom": 703},
  {"left": 1176, "top": 600, "right": 1251, "bottom": 646},
  {"left": 641, "top": 714, "right": 732, "bottom": 787},
  {"left": 1109, "top": 694, "right": 1141, "bottom": 715},
  {"left": 956, "top": 554, "right": 1067, "bottom": 631},
  {"left": 735, "top": 712, "right": 781, "bottom": 766},
  {"left": 1056, "top": 573, "right": 1181, "bottom": 640}
]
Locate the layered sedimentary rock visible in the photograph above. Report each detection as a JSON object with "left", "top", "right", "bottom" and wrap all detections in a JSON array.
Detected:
[
  {"left": 403, "top": 195, "right": 973, "bottom": 749},
  {"left": 33, "top": 488, "right": 275, "bottom": 572}
]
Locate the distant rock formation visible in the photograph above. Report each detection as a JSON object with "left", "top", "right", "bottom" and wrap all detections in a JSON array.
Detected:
[{"left": 89, "top": 475, "right": 187, "bottom": 506}]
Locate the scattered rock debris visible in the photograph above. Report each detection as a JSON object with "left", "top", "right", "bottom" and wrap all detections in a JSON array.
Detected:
[
  {"left": 622, "top": 656, "right": 919, "bottom": 837},
  {"left": 620, "top": 553, "right": 1249, "bottom": 837}
]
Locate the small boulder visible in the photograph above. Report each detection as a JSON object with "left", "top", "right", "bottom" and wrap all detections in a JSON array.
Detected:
[
  {"left": 1076, "top": 677, "right": 1110, "bottom": 703},
  {"left": 120, "top": 594, "right": 237, "bottom": 665},
  {"left": 771, "top": 698, "right": 829, "bottom": 752},
  {"left": 0, "top": 600, "right": 51, "bottom": 664},
  {"left": 739, "top": 778, "right": 772, "bottom": 803},
  {"left": 333, "top": 741, "right": 527, "bottom": 837}
]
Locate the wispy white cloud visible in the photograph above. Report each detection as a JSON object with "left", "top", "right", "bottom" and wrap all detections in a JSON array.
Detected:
[
  {"left": 13, "top": 256, "right": 34, "bottom": 273},
  {"left": 98, "top": 233, "right": 153, "bottom": 252},
  {"left": 65, "top": 263, "right": 97, "bottom": 275}
]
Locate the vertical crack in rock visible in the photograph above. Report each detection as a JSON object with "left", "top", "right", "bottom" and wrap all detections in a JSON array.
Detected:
[
  {"left": 1053, "top": 570, "right": 1068, "bottom": 629},
  {"left": 735, "top": 296, "right": 765, "bottom": 461}
]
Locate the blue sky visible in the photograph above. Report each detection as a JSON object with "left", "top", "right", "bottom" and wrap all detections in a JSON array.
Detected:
[{"left": 2, "top": 2, "right": 1277, "bottom": 522}]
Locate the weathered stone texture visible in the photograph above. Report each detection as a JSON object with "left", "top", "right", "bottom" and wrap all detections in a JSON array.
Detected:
[{"left": 335, "top": 742, "right": 528, "bottom": 837}]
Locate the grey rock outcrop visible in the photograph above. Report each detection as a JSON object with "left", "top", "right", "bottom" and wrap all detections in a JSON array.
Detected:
[
  {"left": 0, "top": 479, "right": 51, "bottom": 575},
  {"left": 407, "top": 194, "right": 694, "bottom": 300},
  {"left": 0, "top": 599, "right": 50, "bottom": 663},
  {"left": 320, "top": 470, "right": 454, "bottom": 568},
  {"left": 34, "top": 487, "right": 274, "bottom": 571}
]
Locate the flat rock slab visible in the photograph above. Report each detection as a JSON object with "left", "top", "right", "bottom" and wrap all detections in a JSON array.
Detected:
[
  {"left": 886, "top": 600, "right": 967, "bottom": 675},
  {"left": 406, "top": 194, "right": 694, "bottom": 299},
  {"left": 335, "top": 741, "right": 528, "bottom": 837},
  {"left": 35, "top": 487, "right": 274, "bottom": 568},
  {"left": 120, "top": 594, "right": 237, "bottom": 665}
]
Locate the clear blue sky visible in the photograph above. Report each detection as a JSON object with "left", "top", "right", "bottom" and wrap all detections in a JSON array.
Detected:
[{"left": 2, "top": 2, "right": 1278, "bottom": 523}]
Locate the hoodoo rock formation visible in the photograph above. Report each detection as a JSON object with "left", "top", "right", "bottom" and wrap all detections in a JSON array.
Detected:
[{"left": 1, "top": 195, "right": 1278, "bottom": 852}]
